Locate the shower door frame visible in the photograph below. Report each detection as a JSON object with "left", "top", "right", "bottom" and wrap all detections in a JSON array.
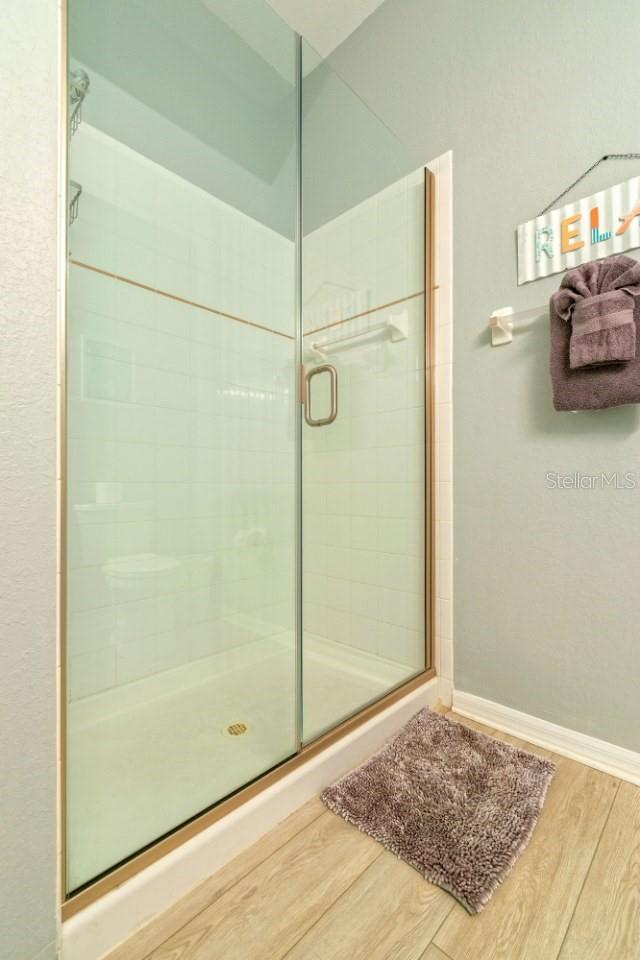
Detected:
[{"left": 58, "top": 6, "right": 436, "bottom": 915}]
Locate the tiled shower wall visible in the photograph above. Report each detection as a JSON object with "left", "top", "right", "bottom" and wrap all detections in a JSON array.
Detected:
[
  {"left": 67, "top": 124, "right": 296, "bottom": 700},
  {"left": 302, "top": 169, "right": 427, "bottom": 669}
]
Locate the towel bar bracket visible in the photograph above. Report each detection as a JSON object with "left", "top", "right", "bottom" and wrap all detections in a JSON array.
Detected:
[{"left": 489, "top": 307, "right": 514, "bottom": 346}]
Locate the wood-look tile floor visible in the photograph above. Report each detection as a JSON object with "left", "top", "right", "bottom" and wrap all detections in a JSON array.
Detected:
[{"left": 106, "top": 712, "right": 640, "bottom": 960}]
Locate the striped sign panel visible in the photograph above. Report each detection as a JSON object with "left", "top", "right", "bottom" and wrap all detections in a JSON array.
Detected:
[{"left": 517, "top": 175, "right": 640, "bottom": 285}]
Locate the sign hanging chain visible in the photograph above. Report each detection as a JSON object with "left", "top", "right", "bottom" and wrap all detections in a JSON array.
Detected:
[{"left": 537, "top": 154, "right": 640, "bottom": 217}]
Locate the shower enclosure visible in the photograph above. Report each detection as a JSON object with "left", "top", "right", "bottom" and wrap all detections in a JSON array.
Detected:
[{"left": 63, "top": 0, "right": 432, "bottom": 903}]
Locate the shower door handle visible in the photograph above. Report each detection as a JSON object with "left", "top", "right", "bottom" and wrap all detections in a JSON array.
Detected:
[{"left": 304, "top": 364, "right": 338, "bottom": 426}]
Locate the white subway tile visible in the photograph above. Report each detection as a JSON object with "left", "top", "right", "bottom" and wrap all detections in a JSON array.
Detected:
[
  {"left": 68, "top": 648, "right": 116, "bottom": 700},
  {"left": 350, "top": 613, "right": 380, "bottom": 655}
]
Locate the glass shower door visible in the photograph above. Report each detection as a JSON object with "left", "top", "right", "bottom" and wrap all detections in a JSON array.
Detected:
[
  {"left": 301, "top": 42, "right": 430, "bottom": 741},
  {"left": 65, "top": 0, "right": 300, "bottom": 893},
  {"left": 65, "top": 2, "right": 430, "bottom": 900}
]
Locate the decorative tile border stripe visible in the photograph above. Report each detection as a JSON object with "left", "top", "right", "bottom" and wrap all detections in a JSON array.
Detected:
[
  {"left": 304, "top": 290, "right": 425, "bottom": 337},
  {"left": 69, "top": 259, "right": 295, "bottom": 341},
  {"left": 71, "top": 261, "right": 425, "bottom": 346}
]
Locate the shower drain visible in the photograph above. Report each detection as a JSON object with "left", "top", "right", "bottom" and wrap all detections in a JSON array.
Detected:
[{"left": 223, "top": 721, "right": 250, "bottom": 738}]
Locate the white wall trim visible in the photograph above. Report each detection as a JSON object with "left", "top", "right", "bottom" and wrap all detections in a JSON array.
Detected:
[
  {"left": 453, "top": 689, "right": 640, "bottom": 786},
  {"left": 63, "top": 677, "right": 440, "bottom": 960},
  {"left": 427, "top": 150, "right": 454, "bottom": 707}
]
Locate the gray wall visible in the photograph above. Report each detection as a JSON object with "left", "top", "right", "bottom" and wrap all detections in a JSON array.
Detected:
[
  {"left": 0, "top": 2, "right": 59, "bottom": 958},
  {"left": 331, "top": 0, "right": 640, "bottom": 750},
  {"left": 302, "top": 48, "right": 412, "bottom": 232}
]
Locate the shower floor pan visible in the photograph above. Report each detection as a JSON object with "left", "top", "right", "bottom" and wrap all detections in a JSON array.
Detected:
[{"left": 67, "top": 633, "right": 415, "bottom": 891}]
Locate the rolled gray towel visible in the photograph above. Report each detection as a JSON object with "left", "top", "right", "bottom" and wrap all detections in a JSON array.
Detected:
[
  {"left": 553, "top": 256, "right": 640, "bottom": 368},
  {"left": 569, "top": 289, "right": 636, "bottom": 368},
  {"left": 550, "top": 255, "right": 640, "bottom": 410}
]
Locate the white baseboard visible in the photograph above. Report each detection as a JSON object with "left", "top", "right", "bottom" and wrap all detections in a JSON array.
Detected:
[
  {"left": 453, "top": 689, "right": 640, "bottom": 786},
  {"left": 63, "top": 676, "right": 440, "bottom": 960}
]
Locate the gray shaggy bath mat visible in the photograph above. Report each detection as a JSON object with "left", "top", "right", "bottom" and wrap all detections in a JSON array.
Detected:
[{"left": 321, "top": 708, "right": 555, "bottom": 913}]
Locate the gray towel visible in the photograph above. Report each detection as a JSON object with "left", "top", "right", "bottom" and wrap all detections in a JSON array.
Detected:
[
  {"left": 553, "top": 256, "right": 640, "bottom": 368},
  {"left": 550, "top": 255, "right": 640, "bottom": 410},
  {"left": 568, "top": 290, "right": 636, "bottom": 368}
]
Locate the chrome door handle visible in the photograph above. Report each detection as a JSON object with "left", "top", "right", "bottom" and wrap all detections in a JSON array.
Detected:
[{"left": 304, "top": 364, "right": 338, "bottom": 427}]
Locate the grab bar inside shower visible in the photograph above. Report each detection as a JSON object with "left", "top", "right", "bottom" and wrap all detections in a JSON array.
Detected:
[{"left": 307, "top": 312, "right": 408, "bottom": 360}]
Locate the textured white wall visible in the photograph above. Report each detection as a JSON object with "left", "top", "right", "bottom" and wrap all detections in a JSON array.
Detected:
[{"left": 0, "top": 3, "right": 59, "bottom": 960}]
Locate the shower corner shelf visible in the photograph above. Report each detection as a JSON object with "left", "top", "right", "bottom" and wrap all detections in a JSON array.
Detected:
[
  {"left": 69, "top": 69, "right": 90, "bottom": 137},
  {"left": 69, "top": 180, "right": 82, "bottom": 226}
]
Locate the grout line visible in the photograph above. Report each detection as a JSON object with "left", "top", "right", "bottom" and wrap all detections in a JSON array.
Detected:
[
  {"left": 421, "top": 940, "right": 456, "bottom": 960},
  {"left": 433, "top": 948, "right": 456, "bottom": 960},
  {"left": 385, "top": 899, "right": 456, "bottom": 960},
  {"left": 129, "top": 804, "right": 329, "bottom": 960},
  {"left": 279, "top": 849, "right": 386, "bottom": 960},
  {"left": 554, "top": 777, "right": 622, "bottom": 960},
  {"left": 69, "top": 259, "right": 295, "bottom": 341},
  {"left": 427, "top": 899, "right": 458, "bottom": 957},
  {"left": 304, "top": 290, "right": 425, "bottom": 336},
  {"left": 433, "top": 949, "right": 456, "bottom": 960}
]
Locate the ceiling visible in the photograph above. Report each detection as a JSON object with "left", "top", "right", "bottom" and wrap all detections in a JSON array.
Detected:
[{"left": 267, "top": 0, "right": 386, "bottom": 58}]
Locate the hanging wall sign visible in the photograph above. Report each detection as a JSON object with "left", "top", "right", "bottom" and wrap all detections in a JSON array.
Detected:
[{"left": 517, "top": 175, "right": 640, "bottom": 285}]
